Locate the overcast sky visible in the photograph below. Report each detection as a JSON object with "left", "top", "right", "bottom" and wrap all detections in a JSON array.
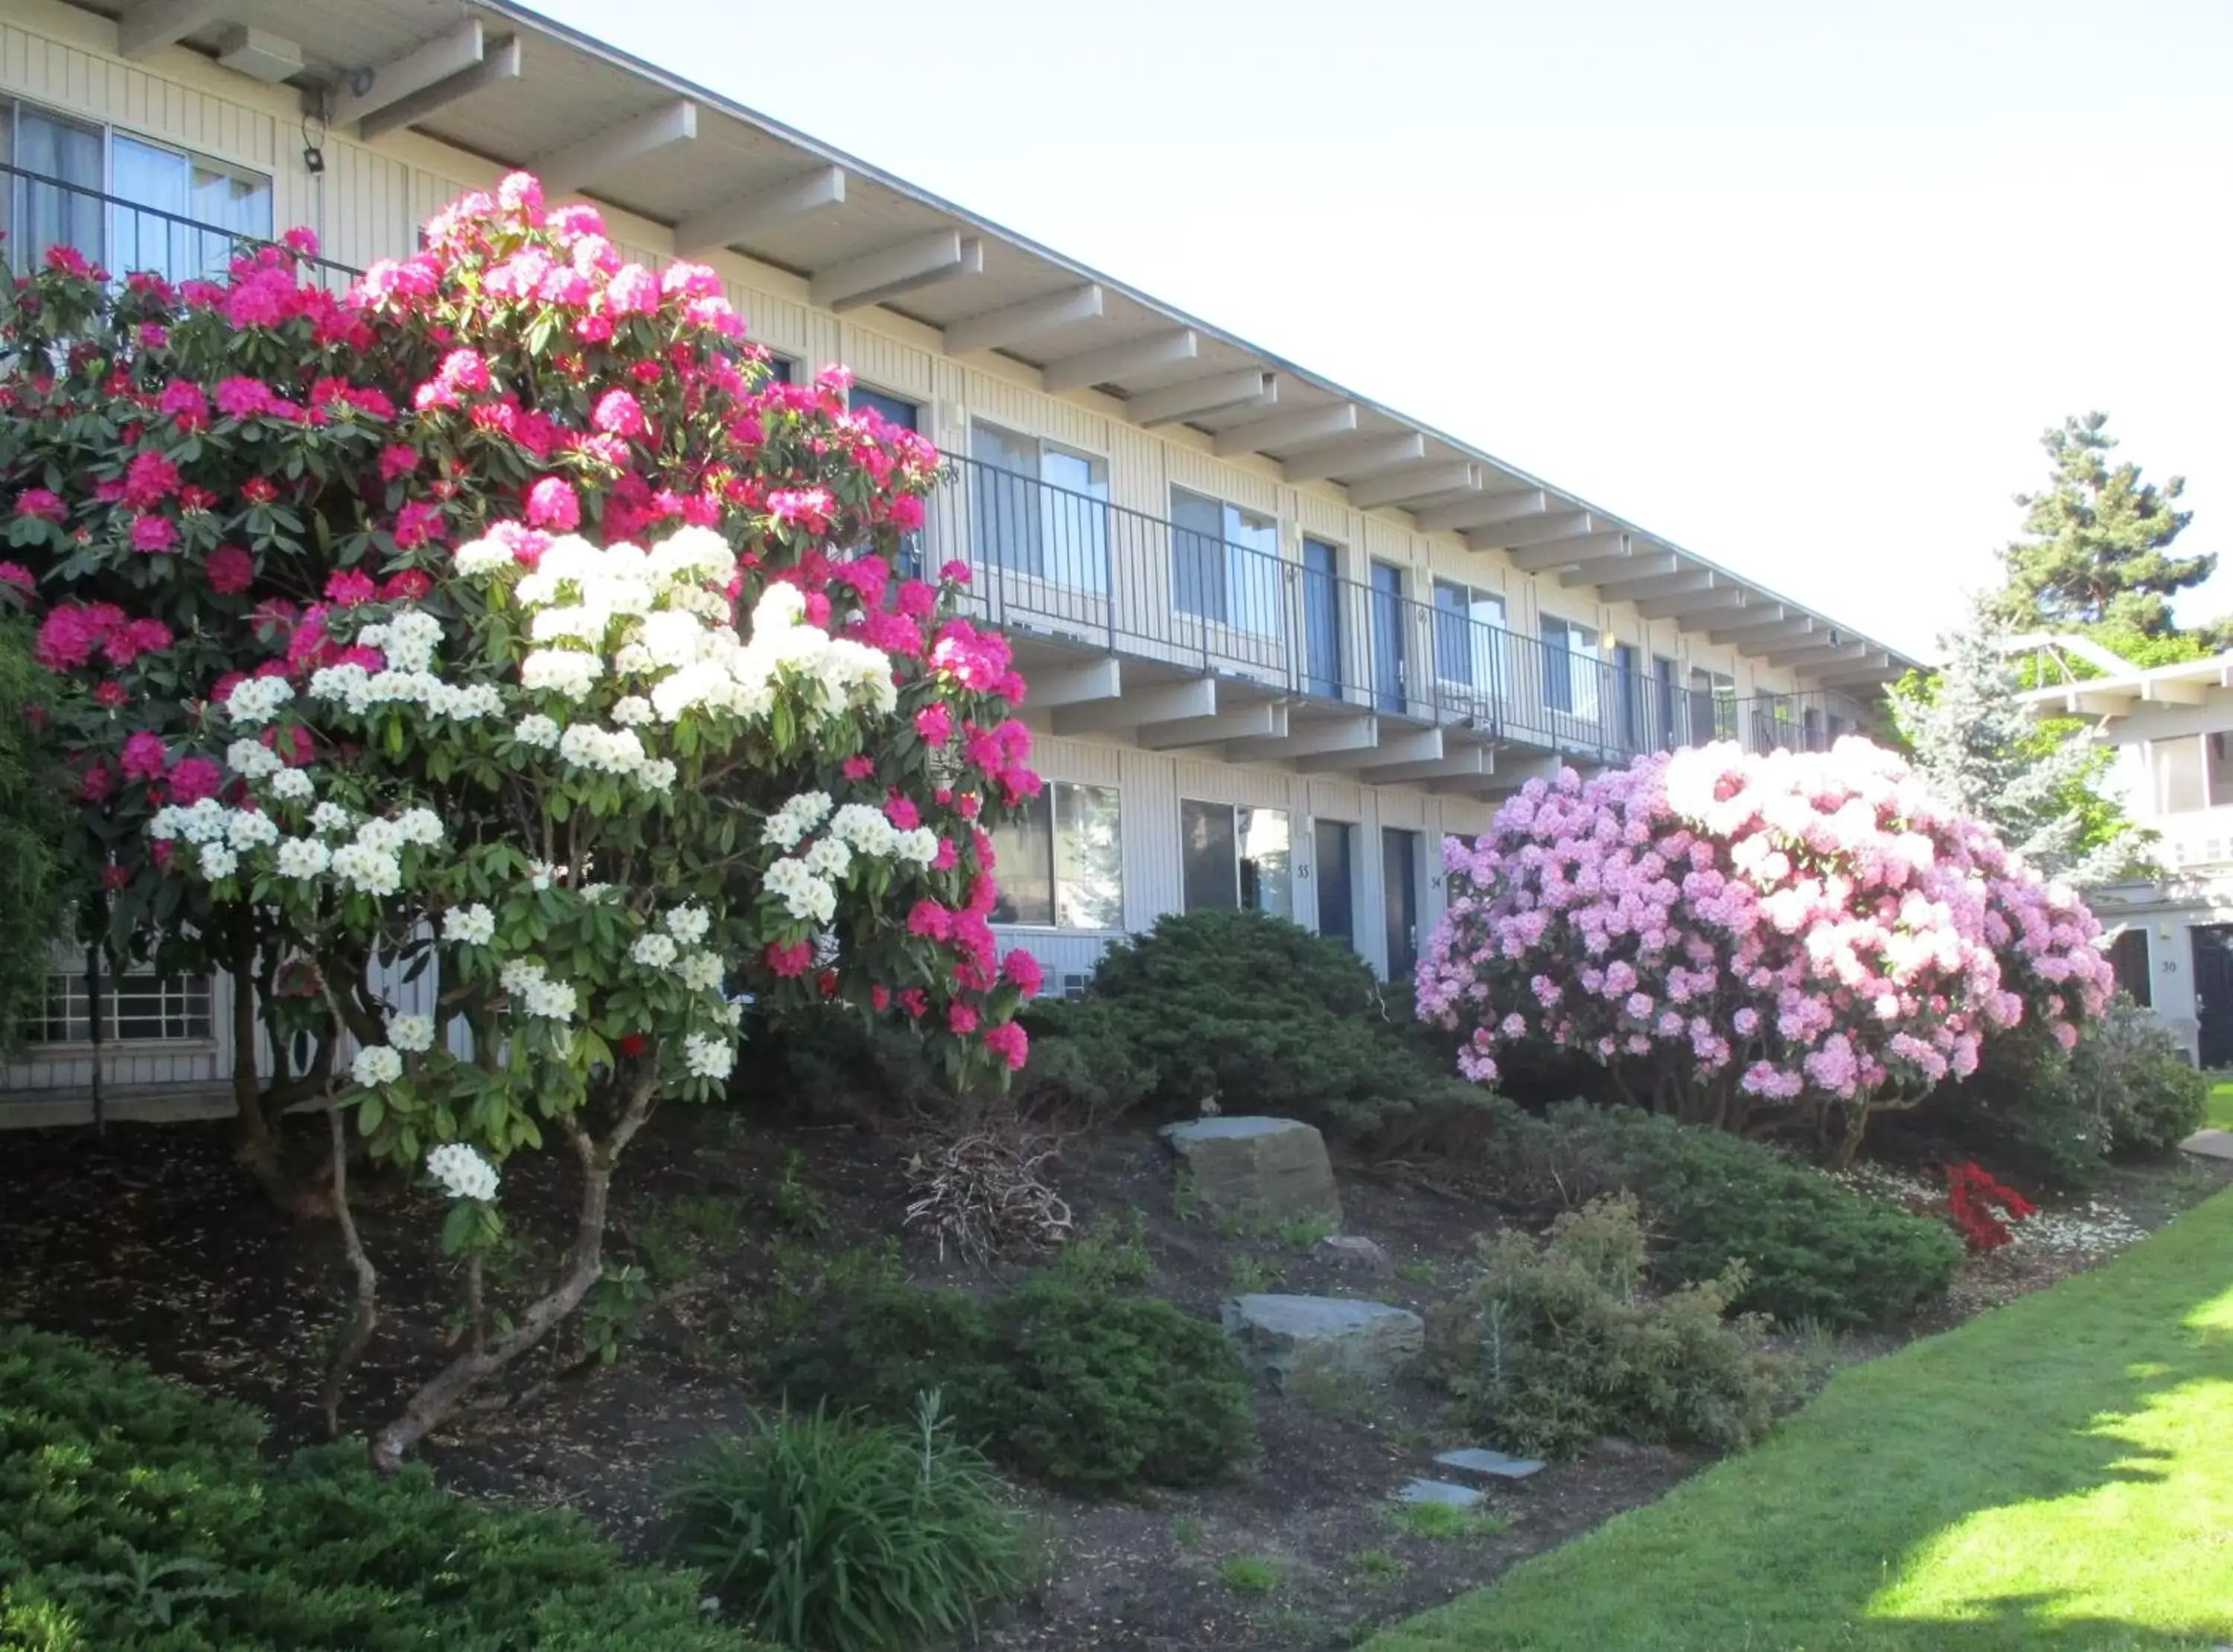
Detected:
[{"left": 531, "top": 0, "right": 2233, "bottom": 660}]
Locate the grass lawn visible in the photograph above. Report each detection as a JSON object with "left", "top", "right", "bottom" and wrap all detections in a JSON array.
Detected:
[
  {"left": 2208, "top": 1080, "right": 2233, "bottom": 1129},
  {"left": 1368, "top": 1190, "right": 2233, "bottom": 1652}
]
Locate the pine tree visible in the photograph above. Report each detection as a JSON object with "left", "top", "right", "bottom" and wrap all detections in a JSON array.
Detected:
[
  {"left": 1991, "top": 412, "right": 2204, "bottom": 638},
  {"left": 1889, "top": 601, "right": 2144, "bottom": 888}
]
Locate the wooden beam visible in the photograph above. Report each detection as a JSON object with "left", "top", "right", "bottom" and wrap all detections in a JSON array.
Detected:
[
  {"left": 674, "top": 165, "right": 846, "bottom": 256},
  {"left": 1282, "top": 432, "right": 1425, "bottom": 485},
  {"left": 533, "top": 99, "right": 697, "bottom": 198},
  {"left": 1050, "top": 676, "right": 1214, "bottom": 735},
  {"left": 1228, "top": 716, "right": 1379, "bottom": 762},
  {"left": 1359, "top": 749, "right": 1492, "bottom": 786},
  {"left": 1707, "top": 606, "right": 1791, "bottom": 642},
  {"left": 1763, "top": 636, "right": 1869, "bottom": 667},
  {"left": 1299, "top": 726, "right": 1444, "bottom": 772},
  {"left": 358, "top": 35, "right": 520, "bottom": 141},
  {"left": 1349, "top": 462, "right": 1478, "bottom": 512},
  {"left": 334, "top": 19, "right": 486, "bottom": 130},
  {"left": 1022, "top": 658, "right": 1122, "bottom": 708},
  {"left": 811, "top": 230, "right": 982, "bottom": 313},
  {"left": 1596, "top": 568, "right": 1713, "bottom": 603},
  {"left": 1128, "top": 369, "right": 1274, "bottom": 428},
  {"left": 1042, "top": 329, "right": 1198, "bottom": 394},
  {"left": 117, "top": 0, "right": 231, "bottom": 58},
  {"left": 1641, "top": 585, "right": 1745, "bottom": 621},
  {"left": 1468, "top": 510, "right": 1594, "bottom": 553},
  {"left": 1416, "top": 488, "right": 1547, "bottom": 536},
  {"left": 1139, "top": 702, "right": 1285, "bottom": 749},
  {"left": 1213, "top": 402, "right": 1358, "bottom": 457},
  {"left": 1505, "top": 530, "right": 1626, "bottom": 573},
  {"left": 943, "top": 284, "right": 1102, "bottom": 356},
  {"left": 1565, "top": 550, "right": 1677, "bottom": 589}
]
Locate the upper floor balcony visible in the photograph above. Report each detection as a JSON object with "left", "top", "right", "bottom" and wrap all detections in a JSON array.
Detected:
[
  {"left": 926, "top": 453, "right": 1877, "bottom": 787},
  {"left": 0, "top": 162, "right": 1879, "bottom": 792}
]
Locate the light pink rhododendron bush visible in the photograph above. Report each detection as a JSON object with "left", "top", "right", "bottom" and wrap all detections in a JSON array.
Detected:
[
  {"left": 1416, "top": 739, "right": 2112, "bottom": 1156},
  {"left": 0, "top": 175, "right": 1047, "bottom": 1465}
]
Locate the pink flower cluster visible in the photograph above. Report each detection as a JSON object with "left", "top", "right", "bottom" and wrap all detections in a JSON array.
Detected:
[{"left": 1416, "top": 739, "right": 2113, "bottom": 1106}]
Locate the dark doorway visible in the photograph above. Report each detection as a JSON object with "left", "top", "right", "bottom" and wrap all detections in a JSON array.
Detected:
[
  {"left": 2194, "top": 926, "right": 2233, "bottom": 1067},
  {"left": 1382, "top": 827, "right": 1420, "bottom": 982}
]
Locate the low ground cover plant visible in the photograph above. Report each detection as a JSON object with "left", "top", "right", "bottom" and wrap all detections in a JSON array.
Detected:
[
  {"left": 666, "top": 1395, "right": 1023, "bottom": 1652},
  {"left": 766, "top": 1271, "right": 1254, "bottom": 1494},
  {"left": 0, "top": 1326, "right": 751, "bottom": 1651},
  {"left": 1427, "top": 1195, "right": 1794, "bottom": 1459},
  {"left": 1493, "top": 1101, "right": 1963, "bottom": 1328}
]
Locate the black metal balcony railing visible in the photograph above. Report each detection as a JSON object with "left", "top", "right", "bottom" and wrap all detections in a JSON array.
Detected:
[
  {"left": 929, "top": 453, "right": 1871, "bottom": 763},
  {"left": 0, "top": 159, "right": 362, "bottom": 292}
]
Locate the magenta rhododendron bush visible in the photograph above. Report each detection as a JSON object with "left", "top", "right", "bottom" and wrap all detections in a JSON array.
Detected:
[
  {"left": 1416, "top": 739, "right": 2112, "bottom": 1150},
  {"left": 0, "top": 174, "right": 1047, "bottom": 1463}
]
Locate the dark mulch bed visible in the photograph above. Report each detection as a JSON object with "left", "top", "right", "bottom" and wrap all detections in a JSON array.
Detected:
[{"left": 1, "top": 1104, "right": 2219, "bottom": 1649}]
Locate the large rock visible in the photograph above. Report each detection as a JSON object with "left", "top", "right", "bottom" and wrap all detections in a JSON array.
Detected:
[
  {"left": 1160, "top": 1116, "right": 1341, "bottom": 1226},
  {"left": 1221, "top": 1293, "right": 1423, "bottom": 1389},
  {"left": 2180, "top": 1128, "right": 2233, "bottom": 1162}
]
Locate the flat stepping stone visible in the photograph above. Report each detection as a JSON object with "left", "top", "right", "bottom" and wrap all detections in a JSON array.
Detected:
[
  {"left": 1221, "top": 1293, "right": 1423, "bottom": 1389},
  {"left": 1314, "top": 1235, "right": 1391, "bottom": 1271},
  {"left": 1435, "top": 1447, "right": 1545, "bottom": 1481},
  {"left": 1162, "top": 1116, "right": 1341, "bottom": 1224},
  {"left": 2180, "top": 1129, "right": 2233, "bottom": 1161},
  {"left": 1397, "top": 1478, "right": 1484, "bottom": 1508}
]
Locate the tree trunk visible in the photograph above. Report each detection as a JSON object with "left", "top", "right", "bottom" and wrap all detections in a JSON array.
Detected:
[
  {"left": 368, "top": 1077, "right": 657, "bottom": 1473},
  {"left": 320, "top": 1104, "right": 378, "bottom": 1437}
]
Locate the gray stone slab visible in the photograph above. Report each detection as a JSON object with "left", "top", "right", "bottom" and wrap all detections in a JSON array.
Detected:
[
  {"left": 2180, "top": 1129, "right": 2233, "bottom": 1162},
  {"left": 1162, "top": 1115, "right": 1341, "bottom": 1225},
  {"left": 1435, "top": 1447, "right": 1545, "bottom": 1481},
  {"left": 1221, "top": 1293, "right": 1424, "bottom": 1389},
  {"left": 1397, "top": 1478, "right": 1484, "bottom": 1508},
  {"left": 1314, "top": 1235, "right": 1391, "bottom": 1272}
]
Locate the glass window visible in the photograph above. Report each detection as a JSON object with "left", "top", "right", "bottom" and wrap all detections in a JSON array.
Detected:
[
  {"left": 1433, "top": 579, "right": 1507, "bottom": 694},
  {"left": 1542, "top": 615, "right": 1601, "bottom": 719},
  {"left": 1171, "top": 487, "right": 1279, "bottom": 635},
  {"left": 1181, "top": 800, "right": 1291, "bottom": 918},
  {"left": 1314, "top": 818, "right": 1355, "bottom": 945},
  {"left": 1688, "top": 667, "right": 1736, "bottom": 741},
  {"left": 2109, "top": 928, "right": 2151, "bottom": 1007},
  {"left": 762, "top": 353, "right": 794, "bottom": 385},
  {"left": 2210, "top": 733, "right": 2233, "bottom": 809},
  {"left": 848, "top": 385, "right": 917, "bottom": 431},
  {"left": 5, "top": 106, "right": 102, "bottom": 275},
  {"left": 109, "top": 132, "right": 270, "bottom": 283},
  {"left": 991, "top": 781, "right": 1122, "bottom": 929},
  {"left": 970, "top": 421, "right": 1109, "bottom": 592},
  {"left": 25, "top": 968, "right": 211, "bottom": 1044}
]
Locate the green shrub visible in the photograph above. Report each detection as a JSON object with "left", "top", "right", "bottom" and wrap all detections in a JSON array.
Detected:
[
  {"left": 0, "top": 620, "right": 77, "bottom": 1057},
  {"left": 1498, "top": 1102, "right": 1961, "bottom": 1328},
  {"left": 1023, "top": 909, "right": 1510, "bottom": 1146},
  {"left": 1926, "top": 994, "right": 2206, "bottom": 1185},
  {"left": 1426, "top": 1196, "right": 1792, "bottom": 1459},
  {"left": 666, "top": 1395, "right": 1023, "bottom": 1652},
  {"left": 767, "top": 1274, "right": 1255, "bottom": 1495},
  {"left": 0, "top": 1326, "right": 756, "bottom": 1651}
]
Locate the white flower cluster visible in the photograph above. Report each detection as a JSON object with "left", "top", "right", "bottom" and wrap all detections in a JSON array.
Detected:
[
  {"left": 352, "top": 1044, "right": 403, "bottom": 1086},
  {"left": 765, "top": 857, "right": 837, "bottom": 926},
  {"left": 388, "top": 1014, "right": 435, "bottom": 1054},
  {"left": 665, "top": 904, "right": 711, "bottom": 944},
  {"left": 307, "top": 661, "right": 502, "bottom": 722},
  {"left": 520, "top": 648, "right": 602, "bottom": 698},
  {"left": 514, "top": 714, "right": 561, "bottom": 749},
  {"left": 683, "top": 1032, "right": 735, "bottom": 1080},
  {"left": 269, "top": 769, "right": 316, "bottom": 803},
  {"left": 556, "top": 723, "right": 676, "bottom": 790},
  {"left": 631, "top": 932, "right": 678, "bottom": 969},
  {"left": 764, "top": 791, "right": 832, "bottom": 850},
  {"left": 629, "top": 907, "right": 723, "bottom": 992},
  {"left": 226, "top": 737, "right": 282, "bottom": 780},
  {"left": 220, "top": 675, "right": 295, "bottom": 727},
  {"left": 444, "top": 903, "right": 496, "bottom": 945},
  {"left": 277, "top": 838, "right": 330, "bottom": 878},
  {"left": 325, "top": 810, "right": 445, "bottom": 897},
  {"left": 427, "top": 1142, "right": 500, "bottom": 1202},
  {"left": 647, "top": 581, "right": 895, "bottom": 726},
  {"left": 499, "top": 957, "right": 578, "bottom": 1020},
  {"left": 359, "top": 609, "right": 444, "bottom": 673}
]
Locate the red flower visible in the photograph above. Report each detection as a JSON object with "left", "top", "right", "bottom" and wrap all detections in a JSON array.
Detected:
[
  {"left": 14, "top": 488, "right": 66, "bottom": 522},
  {"left": 592, "top": 388, "right": 647, "bottom": 438},
  {"left": 393, "top": 499, "right": 447, "bottom": 549},
  {"left": 947, "top": 1002, "right": 980, "bottom": 1035},
  {"left": 93, "top": 680, "right": 128, "bottom": 708},
  {"left": 240, "top": 477, "right": 278, "bottom": 505},
  {"left": 121, "top": 731, "right": 168, "bottom": 781},
  {"left": 1001, "top": 949, "right": 1044, "bottom": 996},
  {"left": 164, "top": 755, "right": 223, "bottom": 804},
  {"left": 324, "top": 570, "right": 378, "bottom": 606},
  {"left": 0, "top": 561, "right": 33, "bottom": 594},
  {"left": 983, "top": 1019, "right": 1029, "bottom": 1070},
  {"left": 204, "top": 544, "right": 255, "bottom": 595},
  {"left": 842, "top": 755, "right": 876, "bottom": 780},
  {"left": 765, "top": 939, "right": 813, "bottom": 978},
  {"left": 616, "top": 1033, "right": 649, "bottom": 1058},
  {"left": 379, "top": 444, "right": 420, "bottom": 483},
  {"left": 121, "top": 451, "right": 182, "bottom": 509},
  {"left": 129, "top": 513, "right": 179, "bottom": 554},
  {"left": 1945, "top": 1162, "right": 2035, "bottom": 1253}
]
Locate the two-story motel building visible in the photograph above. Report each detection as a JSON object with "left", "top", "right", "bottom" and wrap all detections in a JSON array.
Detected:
[{"left": 0, "top": 0, "right": 1915, "bottom": 1115}]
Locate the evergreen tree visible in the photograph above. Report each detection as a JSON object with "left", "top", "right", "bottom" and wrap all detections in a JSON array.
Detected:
[
  {"left": 1888, "top": 601, "right": 2144, "bottom": 888},
  {"left": 0, "top": 616, "right": 76, "bottom": 1053},
  {"left": 1991, "top": 412, "right": 2204, "bottom": 638}
]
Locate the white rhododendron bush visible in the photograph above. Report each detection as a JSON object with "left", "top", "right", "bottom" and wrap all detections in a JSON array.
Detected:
[{"left": 1416, "top": 739, "right": 2114, "bottom": 1158}]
